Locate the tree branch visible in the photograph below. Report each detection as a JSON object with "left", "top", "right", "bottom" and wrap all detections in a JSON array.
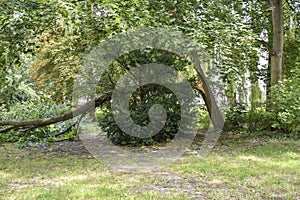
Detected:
[
  {"left": 0, "top": 92, "right": 111, "bottom": 127},
  {"left": 0, "top": 126, "right": 15, "bottom": 134},
  {"left": 53, "top": 121, "right": 77, "bottom": 138}
]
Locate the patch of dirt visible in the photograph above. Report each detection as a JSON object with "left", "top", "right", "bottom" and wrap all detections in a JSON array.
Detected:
[
  {"left": 143, "top": 172, "right": 230, "bottom": 200},
  {"left": 33, "top": 134, "right": 271, "bottom": 160},
  {"left": 36, "top": 137, "right": 204, "bottom": 156},
  {"left": 36, "top": 139, "right": 90, "bottom": 155},
  {"left": 148, "top": 173, "right": 207, "bottom": 199}
]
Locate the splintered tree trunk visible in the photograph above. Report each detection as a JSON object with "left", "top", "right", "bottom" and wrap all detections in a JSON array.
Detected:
[
  {"left": 270, "top": 0, "right": 284, "bottom": 86},
  {"left": 195, "top": 68, "right": 227, "bottom": 138}
]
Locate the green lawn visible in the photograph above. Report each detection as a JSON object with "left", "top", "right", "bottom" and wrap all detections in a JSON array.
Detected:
[{"left": 0, "top": 138, "right": 299, "bottom": 200}]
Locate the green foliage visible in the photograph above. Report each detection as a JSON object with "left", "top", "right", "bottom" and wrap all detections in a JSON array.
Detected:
[
  {"left": 197, "top": 107, "right": 210, "bottom": 131},
  {"left": 0, "top": 0, "right": 299, "bottom": 145},
  {"left": 93, "top": 48, "right": 197, "bottom": 146},
  {"left": 0, "top": 0, "right": 60, "bottom": 108},
  {"left": 97, "top": 84, "right": 181, "bottom": 146},
  {"left": 283, "top": 31, "right": 300, "bottom": 78},
  {"left": 13, "top": 0, "right": 263, "bottom": 106},
  {"left": 270, "top": 67, "right": 300, "bottom": 135},
  {"left": 225, "top": 102, "right": 248, "bottom": 131},
  {"left": 247, "top": 109, "right": 273, "bottom": 132},
  {"left": 225, "top": 78, "right": 300, "bottom": 137},
  {"left": 225, "top": 103, "right": 273, "bottom": 133},
  {"left": 0, "top": 67, "right": 38, "bottom": 108},
  {"left": 0, "top": 98, "right": 74, "bottom": 147}
]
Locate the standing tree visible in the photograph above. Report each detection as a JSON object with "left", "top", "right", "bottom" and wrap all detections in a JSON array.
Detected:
[{"left": 270, "top": 0, "right": 284, "bottom": 86}]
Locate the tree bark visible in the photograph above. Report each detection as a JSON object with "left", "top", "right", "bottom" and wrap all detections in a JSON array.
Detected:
[
  {"left": 194, "top": 66, "right": 227, "bottom": 138},
  {"left": 270, "top": 0, "right": 284, "bottom": 86}
]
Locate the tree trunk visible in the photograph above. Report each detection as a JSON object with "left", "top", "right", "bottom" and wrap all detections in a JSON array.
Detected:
[
  {"left": 270, "top": 0, "right": 284, "bottom": 86},
  {"left": 194, "top": 68, "right": 227, "bottom": 138}
]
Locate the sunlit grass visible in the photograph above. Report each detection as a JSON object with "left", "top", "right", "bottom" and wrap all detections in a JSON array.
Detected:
[
  {"left": 0, "top": 138, "right": 299, "bottom": 199},
  {"left": 169, "top": 139, "right": 300, "bottom": 199}
]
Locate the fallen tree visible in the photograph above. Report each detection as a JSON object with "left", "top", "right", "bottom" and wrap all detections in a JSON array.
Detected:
[
  {"left": 0, "top": 88, "right": 228, "bottom": 140},
  {"left": 0, "top": 93, "right": 112, "bottom": 135},
  {"left": 0, "top": 59, "right": 227, "bottom": 139}
]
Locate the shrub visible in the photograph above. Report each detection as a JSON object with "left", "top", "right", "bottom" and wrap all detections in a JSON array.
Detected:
[
  {"left": 97, "top": 84, "right": 182, "bottom": 146},
  {"left": 270, "top": 67, "right": 300, "bottom": 135},
  {"left": 225, "top": 103, "right": 273, "bottom": 133},
  {"left": 225, "top": 102, "right": 248, "bottom": 131},
  {"left": 247, "top": 108, "right": 273, "bottom": 132}
]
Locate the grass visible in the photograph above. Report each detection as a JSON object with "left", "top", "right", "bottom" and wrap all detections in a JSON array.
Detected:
[
  {"left": 170, "top": 138, "right": 300, "bottom": 199},
  {"left": 0, "top": 138, "right": 299, "bottom": 199}
]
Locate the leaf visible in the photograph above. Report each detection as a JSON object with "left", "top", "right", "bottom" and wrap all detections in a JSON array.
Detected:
[
  {"left": 107, "top": 3, "right": 119, "bottom": 9},
  {"left": 115, "top": 17, "right": 121, "bottom": 23}
]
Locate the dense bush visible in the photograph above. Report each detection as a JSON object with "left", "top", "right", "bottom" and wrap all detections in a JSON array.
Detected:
[
  {"left": 0, "top": 97, "right": 74, "bottom": 147},
  {"left": 270, "top": 67, "right": 300, "bottom": 135},
  {"left": 225, "top": 102, "right": 248, "bottom": 131},
  {"left": 247, "top": 109, "right": 273, "bottom": 132},
  {"left": 97, "top": 84, "right": 182, "bottom": 146},
  {"left": 225, "top": 103, "right": 273, "bottom": 133}
]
